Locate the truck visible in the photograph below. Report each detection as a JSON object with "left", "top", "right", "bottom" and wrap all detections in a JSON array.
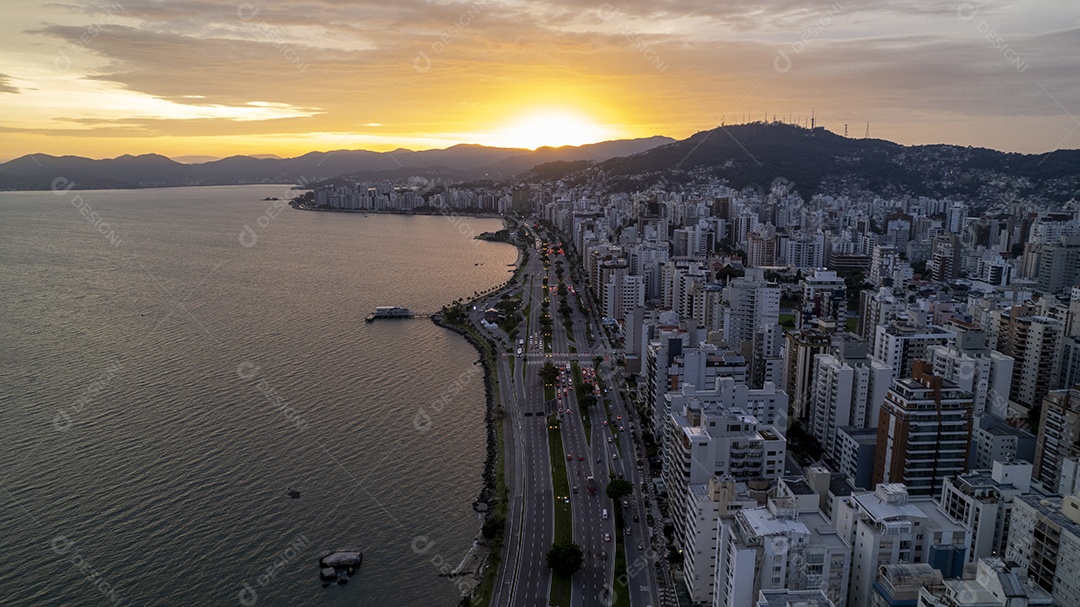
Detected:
[{"left": 586, "top": 476, "right": 596, "bottom": 495}]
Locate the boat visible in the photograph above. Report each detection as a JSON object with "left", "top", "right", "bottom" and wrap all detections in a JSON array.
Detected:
[{"left": 365, "top": 306, "right": 413, "bottom": 322}]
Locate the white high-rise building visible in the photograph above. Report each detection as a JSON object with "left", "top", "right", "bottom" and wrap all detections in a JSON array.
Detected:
[
  {"left": 647, "top": 337, "right": 747, "bottom": 437},
  {"left": 798, "top": 269, "right": 847, "bottom": 330},
  {"left": 938, "top": 461, "right": 1033, "bottom": 562},
  {"left": 992, "top": 305, "right": 1065, "bottom": 409},
  {"left": 716, "top": 494, "right": 850, "bottom": 607},
  {"left": 1005, "top": 492, "right": 1080, "bottom": 606},
  {"left": 872, "top": 322, "right": 954, "bottom": 379},
  {"left": 917, "top": 557, "right": 1054, "bottom": 607},
  {"left": 927, "top": 327, "right": 1014, "bottom": 419},
  {"left": 664, "top": 398, "right": 786, "bottom": 604},
  {"left": 724, "top": 269, "right": 781, "bottom": 350},
  {"left": 834, "top": 484, "right": 970, "bottom": 607},
  {"left": 809, "top": 336, "right": 892, "bottom": 459},
  {"left": 604, "top": 274, "right": 645, "bottom": 321}
]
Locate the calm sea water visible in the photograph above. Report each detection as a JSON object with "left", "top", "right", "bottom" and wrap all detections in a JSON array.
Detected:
[{"left": 0, "top": 185, "right": 516, "bottom": 606}]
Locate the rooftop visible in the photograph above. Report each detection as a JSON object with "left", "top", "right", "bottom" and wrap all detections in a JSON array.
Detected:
[
  {"left": 838, "top": 426, "right": 878, "bottom": 444},
  {"left": 852, "top": 488, "right": 926, "bottom": 522},
  {"left": 782, "top": 477, "right": 816, "bottom": 496},
  {"left": 756, "top": 589, "right": 836, "bottom": 607},
  {"left": 1016, "top": 494, "right": 1080, "bottom": 533},
  {"left": 976, "top": 415, "right": 1034, "bottom": 438}
]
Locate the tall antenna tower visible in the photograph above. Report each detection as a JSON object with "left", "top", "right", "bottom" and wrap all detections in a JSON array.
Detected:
[
  {"left": 811, "top": 110, "right": 815, "bottom": 129},
  {"left": 844, "top": 124, "right": 848, "bottom": 137},
  {"left": 864, "top": 122, "right": 870, "bottom": 138}
]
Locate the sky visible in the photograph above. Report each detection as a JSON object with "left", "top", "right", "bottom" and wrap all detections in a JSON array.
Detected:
[{"left": 0, "top": 0, "right": 1078, "bottom": 161}]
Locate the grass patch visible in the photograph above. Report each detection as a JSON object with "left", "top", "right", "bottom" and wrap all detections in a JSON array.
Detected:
[
  {"left": 613, "top": 533, "right": 630, "bottom": 607},
  {"left": 570, "top": 363, "right": 593, "bottom": 444},
  {"left": 845, "top": 316, "right": 859, "bottom": 333},
  {"left": 547, "top": 414, "right": 574, "bottom": 607}
]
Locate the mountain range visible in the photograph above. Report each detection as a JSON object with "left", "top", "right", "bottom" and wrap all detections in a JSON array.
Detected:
[
  {"left": 4, "top": 124, "right": 1080, "bottom": 206},
  {"left": 0, "top": 137, "right": 674, "bottom": 191},
  {"left": 531, "top": 123, "right": 1080, "bottom": 205}
]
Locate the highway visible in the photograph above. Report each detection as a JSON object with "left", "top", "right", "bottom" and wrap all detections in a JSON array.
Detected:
[{"left": 480, "top": 222, "right": 661, "bottom": 607}]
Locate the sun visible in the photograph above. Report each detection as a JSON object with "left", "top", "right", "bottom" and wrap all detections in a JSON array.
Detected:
[{"left": 500, "top": 110, "right": 614, "bottom": 149}]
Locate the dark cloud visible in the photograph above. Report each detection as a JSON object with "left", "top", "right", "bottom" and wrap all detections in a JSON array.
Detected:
[
  {"left": 14, "top": 0, "right": 1079, "bottom": 153},
  {"left": 0, "top": 73, "right": 18, "bottom": 94}
]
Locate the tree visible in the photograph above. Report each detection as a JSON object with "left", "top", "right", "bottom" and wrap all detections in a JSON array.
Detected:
[
  {"left": 546, "top": 541, "right": 584, "bottom": 577},
  {"left": 482, "top": 514, "right": 505, "bottom": 540},
  {"left": 539, "top": 362, "right": 560, "bottom": 386},
  {"left": 592, "top": 355, "right": 603, "bottom": 369},
  {"left": 606, "top": 479, "right": 633, "bottom": 502}
]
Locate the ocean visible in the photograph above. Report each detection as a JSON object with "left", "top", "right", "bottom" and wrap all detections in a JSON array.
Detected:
[{"left": 0, "top": 185, "right": 516, "bottom": 606}]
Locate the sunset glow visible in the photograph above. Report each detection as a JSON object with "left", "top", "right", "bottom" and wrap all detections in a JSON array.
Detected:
[
  {"left": 495, "top": 110, "right": 615, "bottom": 150},
  {"left": 0, "top": 0, "right": 1076, "bottom": 159}
]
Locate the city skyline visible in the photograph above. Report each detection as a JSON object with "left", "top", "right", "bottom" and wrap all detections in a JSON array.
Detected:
[{"left": 1, "top": 0, "right": 1078, "bottom": 160}]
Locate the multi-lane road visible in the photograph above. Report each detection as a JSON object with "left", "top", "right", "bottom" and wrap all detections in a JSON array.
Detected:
[{"left": 482, "top": 224, "right": 661, "bottom": 607}]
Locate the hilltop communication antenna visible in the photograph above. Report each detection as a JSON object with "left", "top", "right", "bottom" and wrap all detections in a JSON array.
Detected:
[
  {"left": 864, "top": 122, "right": 870, "bottom": 138},
  {"left": 811, "top": 110, "right": 816, "bottom": 129},
  {"left": 844, "top": 124, "right": 849, "bottom": 137}
]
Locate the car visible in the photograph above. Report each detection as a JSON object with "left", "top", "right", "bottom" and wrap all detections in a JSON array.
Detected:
[
  {"left": 633, "top": 515, "right": 639, "bottom": 522},
  {"left": 608, "top": 437, "right": 613, "bottom": 443},
  {"left": 625, "top": 527, "right": 632, "bottom": 536},
  {"left": 573, "top": 486, "right": 578, "bottom": 493},
  {"left": 596, "top": 457, "right": 601, "bottom": 464},
  {"left": 623, "top": 500, "right": 629, "bottom": 508},
  {"left": 637, "top": 543, "right": 643, "bottom": 551},
  {"left": 567, "top": 454, "right": 573, "bottom": 461},
  {"left": 611, "top": 453, "right": 618, "bottom": 460},
  {"left": 601, "top": 551, "right": 607, "bottom": 560},
  {"left": 578, "top": 456, "right": 584, "bottom": 461},
  {"left": 602, "top": 420, "right": 608, "bottom": 426},
  {"left": 616, "top": 415, "right": 622, "bottom": 421},
  {"left": 619, "top": 426, "right": 624, "bottom": 431},
  {"left": 604, "top": 533, "right": 611, "bottom": 542}
]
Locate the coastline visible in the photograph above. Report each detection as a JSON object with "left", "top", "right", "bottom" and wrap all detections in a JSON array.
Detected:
[
  {"left": 429, "top": 218, "right": 524, "bottom": 605},
  {"left": 429, "top": 311, "right": 501, "bottom": 513},
  {"left": 289, "top": 201, "right": 503, "bottom": 220}
]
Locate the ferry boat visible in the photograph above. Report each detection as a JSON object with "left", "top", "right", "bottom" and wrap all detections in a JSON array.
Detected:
[{"left": 365, "top": 306, "right": 413, "bottom": 322}]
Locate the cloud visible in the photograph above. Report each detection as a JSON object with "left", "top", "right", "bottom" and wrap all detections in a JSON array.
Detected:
[
  {"left": 0, "top": 73, "right": 18, "bottom": 94},
  {"left": 6, "top": 0, "right": 1079, "bottom": 154}
]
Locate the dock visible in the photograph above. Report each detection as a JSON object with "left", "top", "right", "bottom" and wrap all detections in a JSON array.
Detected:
[{"left": 365, "top": 306, "right": 431, "bottom": 322}]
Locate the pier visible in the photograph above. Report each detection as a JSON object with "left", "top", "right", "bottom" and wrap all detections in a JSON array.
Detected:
[{"left": 365, "top": 306, "right": 432, "bottom": 322}]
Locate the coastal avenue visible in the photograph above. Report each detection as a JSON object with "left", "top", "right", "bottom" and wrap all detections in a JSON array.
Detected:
[{"left": 481, "top": 221, "right": 661, "bottom": 607}]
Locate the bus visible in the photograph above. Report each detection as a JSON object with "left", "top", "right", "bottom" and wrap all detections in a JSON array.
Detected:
[{"left": 586, "top": 476, "right": 597, "bottom": 495}]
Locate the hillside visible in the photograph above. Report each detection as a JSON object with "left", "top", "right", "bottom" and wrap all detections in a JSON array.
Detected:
[
  {"left": 0, "top": 136, "right": 675, "bottom": 191},
  {"left": 541, "top": 123, "right": 1080, "bottom": 205}
]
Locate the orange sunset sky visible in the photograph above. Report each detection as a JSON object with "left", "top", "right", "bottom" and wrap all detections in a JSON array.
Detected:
[{"left": 1, "top": 0, "right": 1078, "bottom": 161}]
